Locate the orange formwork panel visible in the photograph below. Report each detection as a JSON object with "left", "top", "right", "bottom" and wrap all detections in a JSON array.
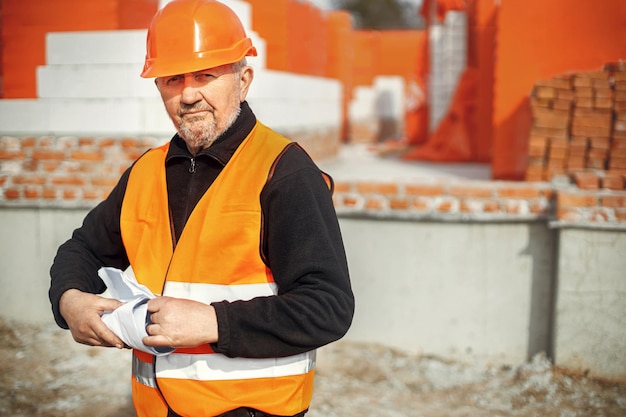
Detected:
[
  {"left": 287, "top": 0, "right": 328, "bottom": 76},
  {"left": 118, "top": 0, "right": 159, "bottom": 30},
  {"left": 326, "top": 10, "right": 354, "bottom": 142},
  {"left": 352, "top": 31, "right": 378, "bottom": 87},
  {"left": 244, "top": 0, "right": 290, "bottom": 71},
  {"left": 0, "top": 0, "right": 146, "bottom": 98},
  {"left": 465, "top": 0, "right": 497, "bottom": 162}
]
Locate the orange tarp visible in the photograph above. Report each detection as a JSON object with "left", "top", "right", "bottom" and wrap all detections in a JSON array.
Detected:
[{"left": 403, "top": 68, "right": 477, "bottom": 161}]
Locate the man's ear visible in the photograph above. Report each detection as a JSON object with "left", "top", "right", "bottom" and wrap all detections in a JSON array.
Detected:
[{"left": 239, "top": 66, "right": 254, "bottom": 102}]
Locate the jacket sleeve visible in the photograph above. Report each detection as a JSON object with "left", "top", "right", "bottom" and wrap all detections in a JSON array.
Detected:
[
  {"left": 48, "top": 168, "right": 132, "bottom": 329},
  {"left": 211, "top": 145, "right": 354, "bottom": 358}
]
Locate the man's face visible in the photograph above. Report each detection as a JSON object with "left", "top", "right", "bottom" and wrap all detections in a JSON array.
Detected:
[{"left": 155, "top": 63, "right": 253, "bottom": 154}]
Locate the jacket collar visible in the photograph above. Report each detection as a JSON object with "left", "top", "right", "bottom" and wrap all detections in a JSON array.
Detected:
[{"left": 166, "top": 100, "right": 257, "bottom": 167}]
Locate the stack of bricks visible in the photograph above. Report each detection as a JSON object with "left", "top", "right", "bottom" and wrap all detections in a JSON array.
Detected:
[{"left": 525, "top": 62, "right": 626, "bottom": 190}]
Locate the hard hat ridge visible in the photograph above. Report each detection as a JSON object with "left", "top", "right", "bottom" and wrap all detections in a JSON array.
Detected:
[{"left": 141, "top": 0, "right": 257, "bottom": 78}]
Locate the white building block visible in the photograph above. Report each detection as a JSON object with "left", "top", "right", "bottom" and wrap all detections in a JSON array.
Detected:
[
  {"left": 37, "top": 64, "right": 158, "bottom": 99},
  {"left": 373, "top": 76, "right": 405, "bottom": 120},
  {"left": 46, "top": 30, "right": 147, "bottom": 65},
  {"left": 0, "top": 100, "right": 51, "bottom": 133}
]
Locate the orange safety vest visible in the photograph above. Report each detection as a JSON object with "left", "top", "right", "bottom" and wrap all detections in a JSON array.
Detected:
[{"left": 120, "top": 122, "right": 316, "bottom": 417}]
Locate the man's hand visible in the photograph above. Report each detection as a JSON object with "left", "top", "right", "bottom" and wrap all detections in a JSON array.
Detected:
[
  {"left": 144, "top": 296, "right": 218, "bottom": 348},
  {"left": 59, "top": 289, "right": 125, "bottom": 348}
]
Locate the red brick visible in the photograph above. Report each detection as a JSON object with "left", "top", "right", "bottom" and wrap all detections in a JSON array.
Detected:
[
  {"left": 389, "top": 197, "right": 409, "bottom": 210},
  {"left": 544, "top": 166, "right": 566, "bottom": 180},
  {"left": 609, "top": 157, "right": 626, "bottom": 170},
  {"left": 557, "top": 191, "right": 598, "bottom": 207},
  {"left": 0, "top": 150, "right": 26, "bottom": 160},
  {"left": 405, "top": 184, "right": 446, "bottom": 197},
  {"left": 3, "top": 188, "right": 20, "bottom": 199},
  {"left": 594, "top": 98, "right": 613, "bottom": 109},
  {"left": 573, "top": 171, "right": 600, "bottom": 189},
  {"left": 503, "top": 200, "right": 525, "bottom": 214},
  {"left": 557, "top": 207, "right": 583, "bottom": 221},
  {"left": 586, "top": 157, "right": 607, "bottom": 170},
  {"left": 533, "top": 108, "right": 570, "bottom": 129},
  {"left": 99, "top": 138, "right": 117, "bottom": 148},
  {"left": 533, "top": 86, "right": 557, "bottom": 99},
  {"left": 614, "top": 120, "right": 626, "bottom": 132},
  {"left": 24, "top": 186, "right": 40, "bottom": 199},
  {"left": 70, "top": 150, "right": 104, "bottom": 161},
  {"left": 524, "top": 166, "right": 544, "bottom": 182},
  {"left": 547, "top": 157, "right": 566, "bottom": 169},
  {"left": 42, "top": 187, "right": 58, "bottom": 199},
  {"left": 535, "top": 78, "right": 572, "bottom": 89},
  {"left": 552, "top": 99, "right": 572, "bottom": 111},
  {"left": 356, "top": 182, "right": 398, "bottom": 195},
  {"left": 497, "top": 185, "right": 544, "bottom": 199},
  {"left": 593, "top": 80, "right": 612, "bottom": 90},
  {"left": 567, "top": 155, "right": 586, "bottom": 169},
  {"left": 436, "top": 200, "right": 455, "bottom": 213},
  {"left": 333, "top": 182, "right": 351, "bottom": 193},
  {"left": 12, "top": 174, "right": 46, "bottom": 185},
  {"left": 78, "top": 137, "right": 96, "bottom": 146},
  {"left": 412, "top": 199, "right": 431, "bottom": 211},
  {"left": 365, "top": 197, "right": 384, "bottom": 210},
  {"left": 483, "top": 200, "right": 501, "bottom": 213},
  {"left": 557, "top": 89, "right": 575, "bottom": 100},
  {"left": 41, "top": 161, "right": 61, "bottom": 172},
  {"left": 342, "top": 196, "right": 359, "bottom": 207},
  {"left": 20, "top": 137, "right": 37, "bottom": 148},
  {"left": 51, "top": 176, "right": 86, "bottom": 186},
  {"left": 38, "top": 137, "right": 55, "bottom": 147},
  {"left": 83, "top": 189, "right": 102, "bottom": 200},
  {"left": 571, "top": 124, "right": 611, "bottom": 137},
  {"left": 587, "top": 208, "right": 610, "bottom": 222},
  {"left": 615, "top": 208, "right": 626, "bottom": 221},
  {"left": 530, "top": 126, "right": 568, "bottom": 139},
  {"left": 575, "top": 97, "right": 594, "bottom": 108},
  {"left": 63, "top": 189, "right": 78, "bottom": 199},
  {"left": 449, "top": 185, "right": 493, "bottom": 198},
  {"left": 600, "top": 195, "right": 626, "bottom": 208},
  {"left": 32, "top": 150, "right": 66, "bottom": 161},
  {"left": 529, "top": 200, "right": 550, "bottom": 215},
  {"left": 601, "top": 173, "right": 625, "bottom": 190},
  {"left": 459, "top": 199, "right": 482, "bottom": 213},
  {"left": 573, "top": 76, "right": 593, "bottom": 88}
]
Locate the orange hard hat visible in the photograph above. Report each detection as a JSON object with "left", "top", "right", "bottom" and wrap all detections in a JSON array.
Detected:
[{"left": 141, "top": 0, "right": 257, "bottom": 78}]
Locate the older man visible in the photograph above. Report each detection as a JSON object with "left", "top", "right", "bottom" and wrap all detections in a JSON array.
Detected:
[{"left": 49, "top": 1, "right": 354, "bottom": 416}]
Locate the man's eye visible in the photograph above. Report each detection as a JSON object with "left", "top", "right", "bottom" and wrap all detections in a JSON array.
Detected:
[
  {"left": 166, "top": 75, "right": 183, "bottom": 85},
  {"left": 197, "top": 73, "right": 215, "bottom": 81}
]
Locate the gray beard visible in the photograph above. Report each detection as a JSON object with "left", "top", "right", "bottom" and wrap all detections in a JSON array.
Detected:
[{"left": 177, "top": 106, "right": 241, "bottom": 152}]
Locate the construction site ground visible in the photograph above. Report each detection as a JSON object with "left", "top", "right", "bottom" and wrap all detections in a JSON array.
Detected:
[{"left": 1, "top": 318, "right": 625, "bottom": 417}]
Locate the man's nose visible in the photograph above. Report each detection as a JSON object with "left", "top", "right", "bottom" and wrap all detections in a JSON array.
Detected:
[{"left": 181, "top": 76, "right": 202, "bottom": 104}]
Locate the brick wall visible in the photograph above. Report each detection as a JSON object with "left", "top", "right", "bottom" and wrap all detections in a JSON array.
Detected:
[
  {"left": 0, "top": 135, "right": 165, "bottom": 206},
  {"left": 1, "top": 134, "right": 625, "bottom": 228}
]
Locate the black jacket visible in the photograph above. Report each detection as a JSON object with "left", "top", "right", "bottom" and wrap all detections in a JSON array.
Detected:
[{"left": 49, "top": 101, "right": 354, "bottom": 359}]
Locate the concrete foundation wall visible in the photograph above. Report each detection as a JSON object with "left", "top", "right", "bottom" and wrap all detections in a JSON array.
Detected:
[
  {"left": 2, "top": 207, "right": 623, "bottom": 377},
  {"left": 340, "top": 218, "right": 555, "bottom": 365}
]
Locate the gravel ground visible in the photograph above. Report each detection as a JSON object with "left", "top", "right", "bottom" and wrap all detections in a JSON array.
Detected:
[{"left": 1, "top": 318, "right": 625, "bottom": 417}]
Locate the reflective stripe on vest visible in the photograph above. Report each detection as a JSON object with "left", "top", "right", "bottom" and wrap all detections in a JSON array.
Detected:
[{"left": 122, "top": 122, "right": 315, "bottom": 416}]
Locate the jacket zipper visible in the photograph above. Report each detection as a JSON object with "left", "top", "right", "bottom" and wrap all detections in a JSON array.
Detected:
[{"left": 189, "top": 157, "right": 196, "bottom": 173}]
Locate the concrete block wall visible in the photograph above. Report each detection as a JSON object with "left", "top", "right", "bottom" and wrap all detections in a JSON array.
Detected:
[{"left": 348, "top": 76, "right": 405, "bottom": 143}]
